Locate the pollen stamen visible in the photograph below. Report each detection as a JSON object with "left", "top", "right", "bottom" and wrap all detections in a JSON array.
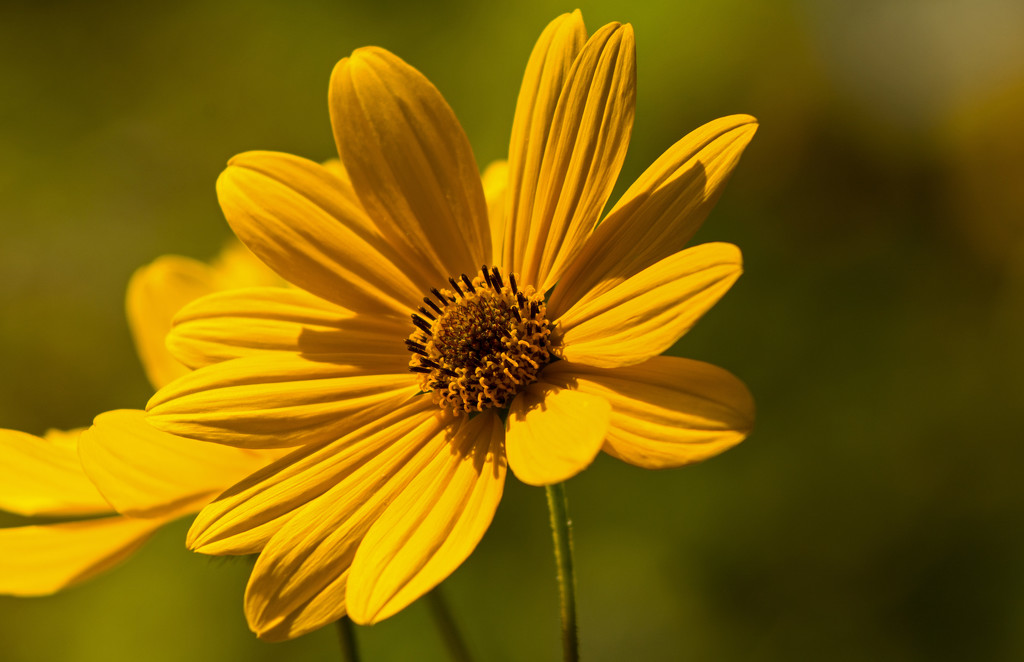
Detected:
[
  {"left": 405, "top": 265, "right": 558, "bottom": 414},
  {"left": 430, "top": 288, "right": 449, "bottom": 305}
]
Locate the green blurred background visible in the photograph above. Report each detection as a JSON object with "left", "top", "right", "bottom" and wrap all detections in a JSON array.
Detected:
[{"left": 2, "top": 0, "right": 1023, "bottom": 659}]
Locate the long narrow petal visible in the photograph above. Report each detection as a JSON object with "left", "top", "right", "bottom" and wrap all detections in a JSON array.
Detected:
[
  {"left": 147, "top": 353, "right": 418, "bottom": 448},
  {"left": 543, "top": 357, "right": 754, "bottom": 468},
  {"left": 346, "top": 411, "right": 505, "bottom": 624},
  {"left": 217, "top": 151, "right": 423, "bottom": 316},
  {"left": 0, "top": 429, "right": 111, "bottom": 517},
  {"left": 242, "top": 410, "right": 473, "bottom": 640},
  {"left": 504, "top": 382, "right": 609, "bottom": 486},
  {"left": 79, "top": 410, "right": 275, "bottom": 518},
  {"left": 167, "top": 287, "right": 407, "bottom": 369},
  {"left": 556, "top": 243, "right": 742, "bottom": 369},
  {"left": 503, "top": 11, "right": 587, "bottom": 273},
  {"left": 0, "top": 516, "right": 166, "bottom": 596},
  {"left": 330, "top": 47, "right": 489, "bottom": 286},
  {"left": 548, "top": 115, "right": 758, "bottom": 317},
  {"left": 516, "top": 22, "right": 637, "bottom": 292},
  {"left": 126, "top": 255, "right": 215, "bottom": 390},
  {"left": 481, "top": 160, "right": 509, "bottom": 265},
  {"left": 187, "top": 397, "right": 443, "bottom": 556}
]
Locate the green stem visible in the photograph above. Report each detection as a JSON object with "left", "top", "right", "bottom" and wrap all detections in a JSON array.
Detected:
[
  {"left": 427, "top": 588, "right": 474, "bottom": 662},
  {"left": 546, "top": 482, "right": 579, "bottom": 662},
  {"left": 335, "top": 616, "right": 360, "bottom": 662}
]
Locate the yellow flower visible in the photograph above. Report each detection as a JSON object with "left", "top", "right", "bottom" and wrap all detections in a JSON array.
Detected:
[
  {"left": 0, "top": 243, "right": 280, "bottom": 596},
  {"left": 146, "top": 11, "right": 757, "bottom": 640}
]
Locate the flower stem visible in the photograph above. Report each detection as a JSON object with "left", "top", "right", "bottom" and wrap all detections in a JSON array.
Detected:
[
  {"left": 546, "top": 482, "right": 579, "bottom": 662},
  {"left": 335, "top": 616, "right": 360, "bottom": 662},
  {"left": 427, "top": 587, "right": 474, "bottom": 662}
]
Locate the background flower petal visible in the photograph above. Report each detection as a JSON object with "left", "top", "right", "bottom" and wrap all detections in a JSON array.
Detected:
[
  {"left": 0, "top": 516, "right": 167, "bottom": 597},
  {"left": 557, "top": 243, "right": 742, "bottom": 368},
  {"left": 481, "top": 159, "right": 509, "bottom": 265},
  {"left": 330, "top": 47, "right": 489, "bottom": 286},
  {"left": 504, "top": 382, "right": 610, "bottom": 486},
  {"left": 544, "top": 357, "right": 754, "bottom": 468},
  {"left": 79, "top": 409, "right": 275, "bottom": 518},
  {"left": 127, "top": 255, "right": 216, "bottom": 390},
  {"left": 548, "top": 115, "right": 758, "bottom": 318},
  {"left": 0, "top": 429, "right": 111, "bottom": 517}
]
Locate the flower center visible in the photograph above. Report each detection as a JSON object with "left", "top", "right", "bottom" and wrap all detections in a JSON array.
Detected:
[{"left": 406, "top": 265, "right": 557, "bottom": 414}]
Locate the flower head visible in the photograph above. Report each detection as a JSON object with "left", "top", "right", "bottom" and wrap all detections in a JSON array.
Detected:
[{"left": 146, "top": 11, "right": 756, "bottom": 639}]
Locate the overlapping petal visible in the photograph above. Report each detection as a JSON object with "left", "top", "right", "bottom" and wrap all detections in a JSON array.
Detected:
[
  {"left": 166, "top": 287, "right": 407, "bottom": 369},
  {"left": 557, "top": 243, "right": 742, "bottom": 368},
  {"left": 79, "top": 409, "right": 274, "bottom": 518},
  {"left": 543, "top": 358, "right": 754, "bottom": 468},
  {"left": 504, "top": 383, "right": 610, "bottom": 486},
  {"left": 127, "top": 256, "right": 217, "bottom": 390},
  {"left": 481, "top": 160, "right": 509, "bottom": 264},
  {"left": 187, "top": 397, "right": 443, "bottom": 556},
  {"left": 330, "top": 47, "right": 489, "bottom": 287},
  {"left": 0, "top": 429, "right": 111, "bottom": 517},
  {"left": 147, "top": 353, "right": 417, "bottom": 448},
  {"left": 510, "top": 21, "right": 636, "bottom": 292},
  {"left": 217, "top": 151, "right": 423, "bottom": 316},
  {"left": 346, "top": 411, "right": 505, "bottom": 624},
  {"left": 242, "top": 410, "right": 497, "bottom": 640},
  {"left": 504, "top": 10, "right": 586, "bottom": 274},
  {"left": 548, "top": 115, "right": 758, "bottom": 317},
  {"left": 0, "top": 516, "right": 167, "bottom": 597}
]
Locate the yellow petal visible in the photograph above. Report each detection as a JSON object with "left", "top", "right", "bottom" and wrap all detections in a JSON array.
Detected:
[
  {"left": 188, "top": 396, "right": 442, "bottom": 556},
  {"left": 504, "top": 382, "right": 610, "bottom": 486},
  {"left": 147, "top": 353, "right": 418, "bottom": 448},
  {"left": 127, "top": 255, "right": 215, "bottom": 390},
  {"left": 557, "top": 243, "right": 742, "bottom": 369},
  {"left": 548, "top": 115, "right": 758, "bottom": 317},
  {"left": 481, "top": 160, "right": 509, "bottom": 265},
  {"left": 217, "top": 151, "right": 422, "bottom": 316},
  {"left": 515, "top": 22, "right": 637, "bottom": 292},
  {"left": 317, "top": 158, "right": 359, "bottom": 208},
  {"left": 42, "top": 427, "right": 84, "bottom": 451},
  {"left": 330, "top": 47, "right": 488, "bottom": 286},
  {"left": 543, "top": 357, "right": 754, "bottom": 468},
  {"left": 208, "top": 239, "right": 283, "bottom": 291},
  {"left": 79, "top": 409, "right": 275, "bottom": 518},
  {"left": 166, "top": 287, "right": 407, "bottom": 369},
  {"left": 0, "top": 429, "right": 111, "bottom": 517},
  {"left": 504, "top": 11, "right": 586, "bottom": 276},
  {"left": 346, "top": 410, "right": 505, "bottom": 624},
  {"left": 0, "top": 515, "right": 166, "bottom": 596},
  {"left": 243, "top": 408, "right": 465, "bottom": 640}
]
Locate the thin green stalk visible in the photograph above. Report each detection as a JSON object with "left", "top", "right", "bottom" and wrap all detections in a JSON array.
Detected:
[
  {"left": 546, "top": 482, "right": 579, "bottom": 662},
  {"left": 427, "top": 588, "right": 474, "bottom": 662},
  {"left": 335, "top": 616, "right": 360, "bottom": 662}
]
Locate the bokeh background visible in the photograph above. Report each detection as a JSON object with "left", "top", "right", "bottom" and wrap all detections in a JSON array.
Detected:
[{"left": 2, "top": 0, "right": 1023, "bottom": 660}]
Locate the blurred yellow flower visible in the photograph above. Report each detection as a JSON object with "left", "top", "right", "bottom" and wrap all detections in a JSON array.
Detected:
[
  {"left": 145, "top": 11, "right": 756, "bottom": 640},
  {"left": 0, "top": 242, "right": 280, "bottom": 596}
]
